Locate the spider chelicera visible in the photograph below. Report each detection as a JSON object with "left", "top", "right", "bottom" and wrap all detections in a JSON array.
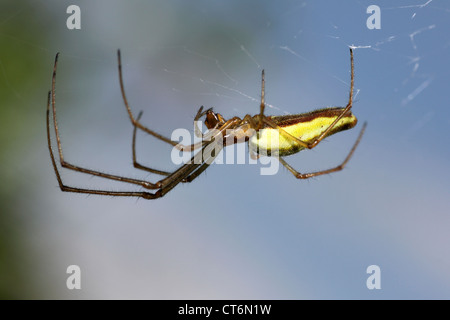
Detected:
[{"left": 46, "top": 48, "right": 366, "bottom": 199}]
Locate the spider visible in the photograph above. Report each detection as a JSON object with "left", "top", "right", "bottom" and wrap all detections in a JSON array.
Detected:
[{"left": 46, "top": 48, "right": 366, "bottom": 200}]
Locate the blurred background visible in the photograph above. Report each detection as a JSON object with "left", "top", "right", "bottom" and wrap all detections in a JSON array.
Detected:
[{"left": 1, "top": 0, "right": 449, "bottom": 299}]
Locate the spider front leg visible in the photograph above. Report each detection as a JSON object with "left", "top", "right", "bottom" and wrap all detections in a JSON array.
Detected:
[
  {"left": 278, "top": 121, "right": 367, "bottom": 179},
  {"left": 48, "top": 53, "right": 164, "bottom": 191},
  {"left": 117, "top": 50, "right": 205, "bottom": 152},
  {"left": 131, "top": 111, "right": 176, "bottom": 177},
  {"left": 47, "top": 54, "right": 215, "bottom": 200},
  {"left": 46, "top": 90, "right": 160, "bottom": 200},
  {"left": 157, "top": 127, "right": 228, "bottom": 197},
  {"left": 193, "top": 106, "right": 211, "bottom": 138},
  {"left": 131, "top": 111, "right": 202, "bottom": 183}
]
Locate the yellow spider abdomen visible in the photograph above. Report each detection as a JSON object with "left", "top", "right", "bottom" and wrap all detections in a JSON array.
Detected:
[{"left": 249, "top": 109, "right": 357, "bottom": 156}]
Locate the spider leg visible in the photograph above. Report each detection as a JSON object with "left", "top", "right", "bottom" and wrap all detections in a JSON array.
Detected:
[
  {"left": 257, "top": 69, "right": 265, "bottom": 130},
  {"left": 49, "top": 53, "right": 165, "bottom": 187},
  {"left": 193, "top": 106, "right": 213, "bottom": 138},
  {"left": 117, "top": 50, "right": 205, "bottom": 152},
  {"left": 278, "top": 121, "right": 366, "bottom": 179},
  {"left": 48, "top": 89, "right": 219, "bottom": 199},
  {"left": 157, "top": 118, "right": 243, "bottom": 196},
  {"left": 46, "top": 91, "right": 160, "bottom": 199},
  {"left": 303, "top": 47, "right": 355, "bottom": 149},
  {"left": 131, "top": 111, "right": 177, "bottom": 176},
  {"left": 130, "top": 106, "right": 220, "bottom": 181},
  {"left": 261, "top": 48, "right": 355, "bottom": 150},
  {"left": 47, "top": 54, "right": 216, "bottom": 200},
  {"left": 49, "top": 52, "right": 227, "bottom": 199},
  {"left": 131, "top": 110, "right": 201, "bottom": 184},
  {"left": 249, "top": 149, "right": 260, "bottom": 160},
  {"left": 242, "top": 114, "right": 258, "bottom": 129},
  {"left": 158, "top": 141, "right": 223, "bottom": 197}
]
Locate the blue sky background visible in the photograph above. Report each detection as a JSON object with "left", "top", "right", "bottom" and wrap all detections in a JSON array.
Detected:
[{"left": 1, "top": 0, "right": 449, "bottom": 299}]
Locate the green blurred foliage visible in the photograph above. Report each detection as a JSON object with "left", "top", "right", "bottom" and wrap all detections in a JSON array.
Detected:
[{"left": 0, "top": 0, "right": 57, "bottom": 299}]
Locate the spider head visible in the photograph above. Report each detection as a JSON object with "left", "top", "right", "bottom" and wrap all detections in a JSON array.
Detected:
[{"left": 204, "top": 110, "right": 226, "bottom": 130}]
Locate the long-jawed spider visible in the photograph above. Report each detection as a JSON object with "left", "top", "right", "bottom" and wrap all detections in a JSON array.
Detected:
[{"left": 46, "top": 48, "right": 366, "bottom": 199}]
